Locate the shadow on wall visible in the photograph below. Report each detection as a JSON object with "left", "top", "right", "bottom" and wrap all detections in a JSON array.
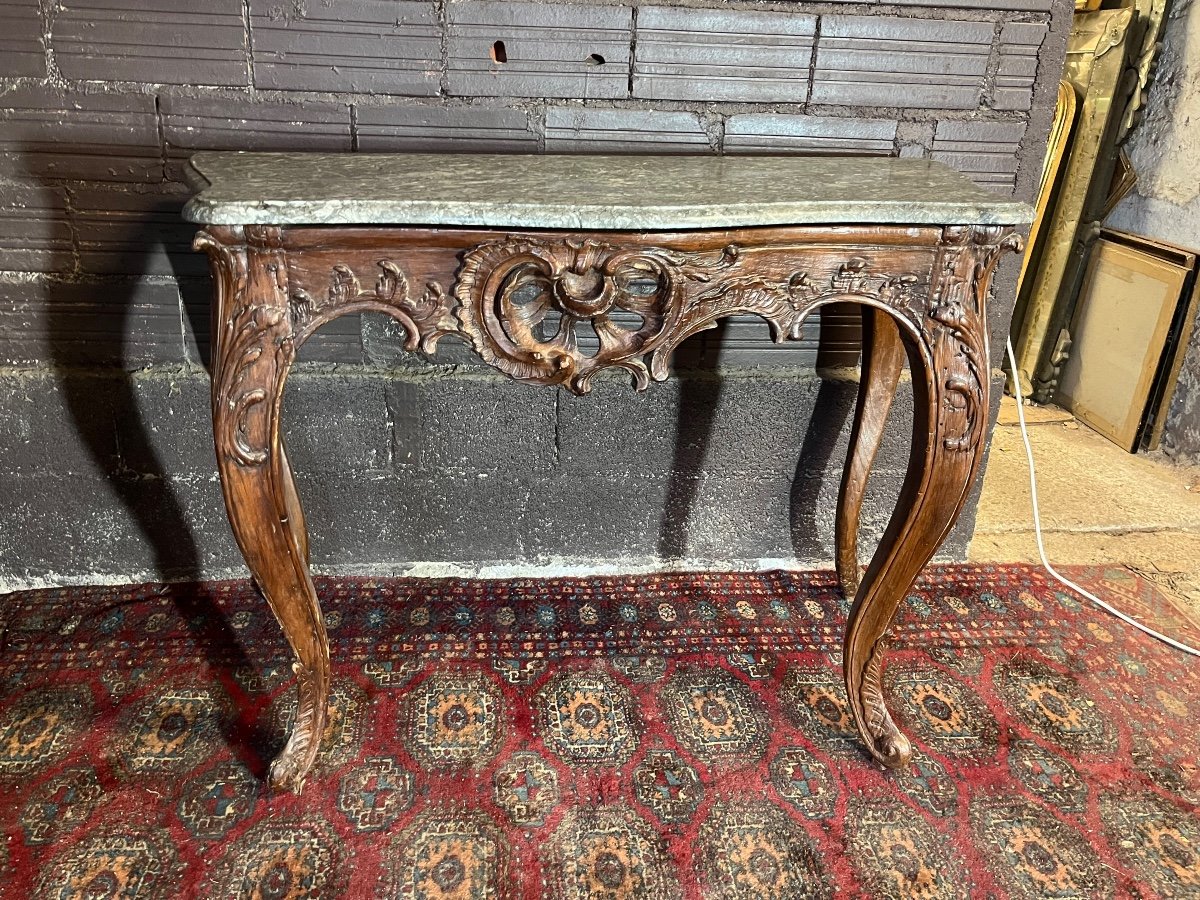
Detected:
[
  {"left": 24, "top": 144, "right": 258, "bottom": 743},
  {"left": 657, "top": 319, "right": 856, "bottom": 562},
  {"left": 29, "top": 159, "right": 204, "bottom": 582}
]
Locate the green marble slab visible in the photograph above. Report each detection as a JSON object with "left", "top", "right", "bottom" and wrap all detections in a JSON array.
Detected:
[{"left": 183, "top": 152, "right": 1033, "bottom": 229}]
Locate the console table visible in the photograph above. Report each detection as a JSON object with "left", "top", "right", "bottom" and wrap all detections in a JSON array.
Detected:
[{"left": 186, "top": 152, "right": 1030, "bottom": 792}]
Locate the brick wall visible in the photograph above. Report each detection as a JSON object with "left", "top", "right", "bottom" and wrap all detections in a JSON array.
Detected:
[{"left": 0, "top": 0, "right": 1070, "bottom": 587}]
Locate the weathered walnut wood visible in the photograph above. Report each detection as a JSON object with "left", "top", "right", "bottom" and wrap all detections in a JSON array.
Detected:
[
  {"left": 195, "top": 221, "right": 1020, "bottom": 789},
  {"left": 197, "top": 225, "right": 330, "bottom": 792},
  {"left": 843, "top": 226, "right": 1020, "bottom": 766}
]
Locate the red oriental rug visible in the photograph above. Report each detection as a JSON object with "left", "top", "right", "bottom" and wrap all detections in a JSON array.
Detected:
[{"left": 1, "top": 564, "right": 1198, "bottom": 898}]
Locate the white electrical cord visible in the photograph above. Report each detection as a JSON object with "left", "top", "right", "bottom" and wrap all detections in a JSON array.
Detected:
[{"left": 1005, "top": 337, "right": 1200, "bottom": 658}]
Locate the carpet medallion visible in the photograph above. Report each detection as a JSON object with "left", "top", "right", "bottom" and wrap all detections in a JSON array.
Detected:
[{"left": 0, "top": 564, "right": 1197, "bottom": 898}]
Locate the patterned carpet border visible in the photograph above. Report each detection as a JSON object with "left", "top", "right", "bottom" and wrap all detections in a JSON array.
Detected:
[{"left": 0, "top": 563, "right": 1197, "bottom": 898}]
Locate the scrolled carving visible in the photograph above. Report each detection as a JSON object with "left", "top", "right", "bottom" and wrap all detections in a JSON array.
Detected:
[
  {"left": 649, "top": 254, "right": 925, "bottom": 377},
  {"left": 830, "top": 256, "right": 921, "bottom": 303},
  {"left": 859, "top": 636, "right": 911, "bottom": 766},
  {"left": 196, "top": 227, "right": 295, "bottom": 468},
  {"left": 397, "top": 280, "right": 456, "bottom": 355},
  {"left": 192, "top": 218, "right": 1030, "bottom": 791},
  {"left": 928, "top": 226, "right": 1022, "bottom": 455},
  {"left": 329, "top": 264, "right": 359, "bottom": 306},
  {"left": 215, "top": 302, "right": 293, "bottom": 466},
  {"left": 268, "top": 659, "right": 327, "bottom": 794},
  {"left": 291, "top": 259, "right": 456, "bottom": 353},
  {"left": 455, "top": 238, "right": 737, "bottom": 394}
]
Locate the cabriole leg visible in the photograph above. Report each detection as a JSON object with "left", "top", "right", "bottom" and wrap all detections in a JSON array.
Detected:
[
  {"left": 201, "top": 226, "right": 329, "bottom": 793},
  {"left": 842, "top": 292, "right": 991, "bottom": 768},
  {"left": 836, "top": 306, "right": 905, "bottom": 597}
]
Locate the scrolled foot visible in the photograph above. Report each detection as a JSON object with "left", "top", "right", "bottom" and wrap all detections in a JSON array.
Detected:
[
  {"left": 267, "top": 661, "right": 328, "bottom": 794},
  {"left": 848, "top": 638, "right": 914, "bottom": 769},
  {"left": 866, "top": 714, "right": 912, "bottom": 769},
  {"left": 269, "top": 738, "right": 316, "bottom": 794}
]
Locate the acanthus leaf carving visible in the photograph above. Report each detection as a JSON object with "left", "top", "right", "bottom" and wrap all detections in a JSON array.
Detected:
[
  {"left": 217, "top": 302, "right": 292, "bottom": 466},
  {"left": 928, "top": 225, "right": 1021, "bottom": 455},
  {"left": 329, "top": 264, "right": 359, "bottom": 306},
  {"left": 290, "top": 259, "right": 457, "bottom": 354},
  {"left": 456, "top": 237, "right": 932, "bottom": 394},
  {"left": 858, "top": 636, "right": 910, "bottom": 766},
  {"left": 267, "top": 659, "right": 326, "bottom": 794},
  {"left": 196, "top": 227, "right": 295, "bottom": 469},
  {"left": 374, "top": 260, "right": 407, "bottom": 303},
  {"left": 454, "top": 238, "right": 738, "bottom": 395},
  {"left": 400, "top": 279, "right": 456, "bottom": 354},
  {"left": 649, "top": 255, "right": 926, "bottom": 377}
]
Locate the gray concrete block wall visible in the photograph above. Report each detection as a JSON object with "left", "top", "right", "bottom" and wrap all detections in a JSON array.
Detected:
[
  {"left": 811, "top": 15, "right": 994, "bottom": 109},
  {"left": 51, "top": 0, "right": 250, "bottom": 87},
  {"left": 0, "top": 0, "right": 43, "bottom": 78},
  {"left": 0, "top": 0, "right": 1071, "bottom": 588},
  {"left": 931, "top": 120, "right": 1028, "bottom": 193},
  {"left": 994, "top": 22, "right": 1048, "bottom": 111},
  {"left": 544, "top": 106, "right": 711, "bottom": 151},
  {"left": 632, "top": 7, "right": 817, "bottom": 103},
  {"left": 447, "top": 2, "right": 633, "bottom": 99},
  {"left": 723, "top": 114, "right": 898, "bottom": 155},
  {"left": 249, "top": 0, "right": 442, "bottom": 95}
]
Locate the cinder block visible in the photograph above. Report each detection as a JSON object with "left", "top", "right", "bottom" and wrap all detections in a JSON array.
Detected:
[
  {"left": 118, "top": 371, "right": 393, "bottom": 482},
  {"left": 895, "top": 119, "right": 935, "bottom": 160},
  {"left": 792, "top": 466, "right": 911, "bottom": 562},
  {"left": 387, "top": 376, "right": 558, "bottom": 475},
  {"left": 294, "top": 469, "right": 533, "bottom": 565},
  {"left": 117, "top": 372, "right": 216, "bottom": 479},
  {"left": 553, "top": 377, "right": 679, "bottom": 477},
  {"left": 0, "top": 370, "right": 120, "bottom": 476},
  {"left": 1, "top": 471, "right": 148, "bottom": 579},
  {"left": 931, "top": 120, "right": 1026, "bottom": 194},
  {"left": 666, "top": 473, "right": 809, "bottom": 560},
  {"left": 0, "top": 277, "right": 186, "bottom": 368},
  {"left": 0, "top": 0, "right": 43, "bottom": 77},
  {"left": 360, "top": 313, "right": 487, "bottom": 371},
  {"left": 0, "top": 87, "right": 162, "bottom": 183},
  {"left": 724, "top": 114, "right": 897, "bottom": 155},
  {"left": 0, "top": 469, "right": 240, "bottom": 583},
  {"left": 545, "top": 107, "right": 709, "bottom": 153},
  {"left": 814, "top": 304, "right": 863, "bottom": 370},
  {"left": 447, "top": 1, "right": 631, "bottom": 99},
  {"left": 179, "top": 279, "right": 213, "bottom": 368},
  {"left": 701, "top": 315, "right": 821, "bottom": 369},
  {"left": 994, "top": 23, "right": 1048, "bottom": 111},
  {"left": 519, "top": 472, "right": 671, "bottom": 561},
  {"left": 281, "top": 375, "right": 393, "bottom": 474},
  {"left": 385, "top": 380, "right": 423, "bottom": 468},
  {"left": 559, "top": 372, "right": 914, "bottom": 482},
  {"left": 516, "top": 463, "right": 906, "bottom": 565},
  {"left": 182, "top": 282, "right": 364, "bottom": 367},
  {"left": 303, "top": 315, "right": 369, "bottom": 364},
  {"left": 52, "top": 0, "right": 248, "bottom": 86},
  {"left": 69, "top": 183, "right": 205, "bottom": 278},
  {"left": 160, "top": 94, "right": 351, "bottom": 180},
  {"left": 813, "top": 16, "right": 993, "bottom": 109},
  {"left": 0, "top": 182, "right": 73, "bottom": 274},
  {"left": 355, "top": 105, "right": 536, "bottom": 152},
  {"left": 250, "top": 0, "right": 440, "bottom": 95},
  {"left": 633, "top": 6, "right": 814, "bottom": 103},
  {"left": 556, "top": 375, "right": 861, "bottom": 479}
]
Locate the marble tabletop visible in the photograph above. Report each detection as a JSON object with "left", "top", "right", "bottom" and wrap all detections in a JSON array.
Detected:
[{"left": 183, "top": 152, "right": 1032, "bottom": 230}]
